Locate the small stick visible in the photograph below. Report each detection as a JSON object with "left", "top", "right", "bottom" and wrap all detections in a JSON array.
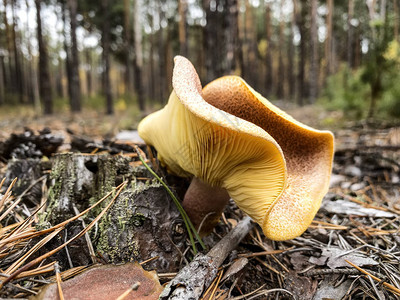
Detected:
[{"left": 160, "top": 216, "right": 253, "bottom": 300}]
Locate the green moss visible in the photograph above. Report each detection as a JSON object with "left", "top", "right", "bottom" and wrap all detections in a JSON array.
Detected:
[
  {"left": 38, "top": 153, "right": 76, "bottom": 226},
  {"left": 95, "top": 180, "right": 161, "bottom": 263}
]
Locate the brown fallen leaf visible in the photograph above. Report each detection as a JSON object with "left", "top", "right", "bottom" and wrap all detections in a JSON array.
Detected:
[{"left": 32, "top": 263, "right": 162, "bottom": 300}]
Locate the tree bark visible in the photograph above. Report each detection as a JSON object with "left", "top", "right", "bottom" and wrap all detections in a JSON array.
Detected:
[
  {"left": 0, "top": 55, "right": 4, "bottom": 105},
  {"left": 35, "top": 0, "right": 53, "bottom": 115},
  {"left": 225, "top": 0, "right": 238, "bottom": 74},
  {"left": 324, "top": 0, "right": 333, "bottom": 77},
  {"left": 287, "top": 16, "right": 296, "bottom": 100},
  {"left": 2, "top": 0, "right": 14, "bottom": 93},
  {"left": 157, "top": 1, "right": 167, "bottom": 103},
  {"left": 178, "top": 0, "right": 188, "bottom": 56},
  {"left": 133, "top": 0, "right": 145, "bottom": 111},
  {"left": 202, "top": 0, "right": 216, "bottom": 82},
  {"left": 309, "top": 0, "right": 319, "bottom": 103},
  {"left": 85, "top": 48, "right": 92, "bottom": 97},
  {"left": 24, "top": 0, "right": 36, "bottom": 106},
  {"left": 297, "top": 0, "right": 308, "bottom": 105},
  {"left": 124, "top": 0, "right": 132, "bottom": 95},
  {"left": 276, "top": 0, "right": 285, "bottom": 100},
  {"left": 244, "top": 0, "right": 258, "bottom": 88},
  {"left": 165, "top": 23, "right": 173, "bottom": 95},
  {"left": 148, "top": 14, "right": 156, "bottom": 103},
  {"left": 264, "top": 3, "right": 273, "bottom": 95},
  {"left": 101, "top": 0, "right": 113, "bottom": 115},
  {"left": 67, "top": 0, "right": 82, "bottom": 112},
  {"left": 62, "top": 1, "right": 73, "bottom": 103},
  {"left": 11, "top": 0, "right": 25, "bottom": 103}
]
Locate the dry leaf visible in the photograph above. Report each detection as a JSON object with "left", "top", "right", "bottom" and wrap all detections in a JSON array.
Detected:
[{"left": 33, "top": 263, "right": 162, "bottom": 300}]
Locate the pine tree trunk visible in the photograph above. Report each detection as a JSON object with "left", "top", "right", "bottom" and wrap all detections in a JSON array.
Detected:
[
  {"left": 276, "top": 0, "right": 285, "bottom": 100},
  {"left": 35, "top": 0, "right": 53, "bottom": 115},
  {"left": 287, "top": 17, "right": 296, "bottom": 100},
  {"left": 225, "top": 0, "right": 238, "bottom": 74},
  {"left": 133, "top": 0, "right": 145, "bottom": 111},
  {"left": 148, "top": 13, "right": 156, "bottom": 103},
  {"left": 62, "top": 2, "right": 72, "bottom": 102},
  {"left": 124, "top": 0, "right": 132, "bottom": 95},
  {"left": 85, "top": 48, "right": 92, "bottom": 97},
  {"left": 68, "top": 0, "right": 82, "bottom": 112},
  {"left": 309, "top": 0, "right": 319, "bottom": 103},
  {"left": 3, "top": 0, "right": 14, "bottom": 93},
  {"left": 165, "top": 24, "right": 173, "bottom": 95},
  {"left": 157, "top": 1, "right": 166, "bottom": 103},
  {"left": 101, "top": 0, "right": 113, "bottom": 115},
  {"left": 55, "top": 57, "right": 64, "bottom": 98},
  {"left": 0, "top": 56, "right": 4, "bottom": 105},
  {"left": 264, "top": 3, "right": 273, "bottom": 95},
  {"left": 244, "top": 0, "right": 258, "bottom": 88},
  {"left": 11, "top": 0, "right": 25, "bottom": 103},
  {"left": 347, "top": 0, "right": 354, "bottom": 69},
  {"left": 324, "top": 0, "right": 333, "bottom": 77},
  {"left": 178, "top": 0, "right": 188, "bottom": 56},
  {"left": 202, "top": 0, "right": 216, "bottom": 82},
  {"left": 24, "top": 0, "right": 36, "bottom": 105},
  {"left": 297, "top": 0, "right": 308, "bottom": 105}
]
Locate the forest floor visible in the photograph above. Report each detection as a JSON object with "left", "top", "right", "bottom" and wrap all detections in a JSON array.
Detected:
[{"left": 0, "top": 105, "right": 400, "bottom": 299}]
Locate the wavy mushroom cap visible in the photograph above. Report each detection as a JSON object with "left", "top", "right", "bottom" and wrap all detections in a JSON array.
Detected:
[
  {"left": 202, "top": 76, "right": 335, "bottom": 240},
  {"left": 138, "top": 56, "right": 287, "bottom": 226}
]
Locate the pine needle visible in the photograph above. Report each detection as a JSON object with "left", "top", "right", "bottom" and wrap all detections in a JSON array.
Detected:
[
  {"left": 346, "top": 260, "right": 400, "bottom": 296},
  {"left": 0, "top": 181, "right": 127, "bottom": 288}
]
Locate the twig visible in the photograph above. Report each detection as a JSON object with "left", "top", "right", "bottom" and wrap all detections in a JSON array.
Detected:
[{"left": 160, "top": 216, "right": 253, "bottom": 300}]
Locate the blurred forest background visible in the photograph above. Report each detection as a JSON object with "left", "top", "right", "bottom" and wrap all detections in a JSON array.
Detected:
[{"left": 0, "top": 0, "right": 399, "bottom": 122}]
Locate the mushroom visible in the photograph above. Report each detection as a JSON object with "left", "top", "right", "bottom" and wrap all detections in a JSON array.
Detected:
[
  {"left": 202, "top": 76, "right": 334, "bottom": 240},
  {"left": 138, "top": 56, "right": 334, "bottom": 240}
]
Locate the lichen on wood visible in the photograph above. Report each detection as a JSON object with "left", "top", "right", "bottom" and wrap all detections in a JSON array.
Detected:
[{"left": 42, "top": 152, "right": 187, "bottom": 272}]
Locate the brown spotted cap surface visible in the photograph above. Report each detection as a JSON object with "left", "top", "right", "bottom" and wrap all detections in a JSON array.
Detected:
[{"left": 202, "top": 76, "right": 334, "bottom": 240}]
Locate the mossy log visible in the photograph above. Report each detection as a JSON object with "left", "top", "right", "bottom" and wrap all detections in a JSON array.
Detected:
[{"left": 43, "top": 153, "right": 186, "bottom": 272}]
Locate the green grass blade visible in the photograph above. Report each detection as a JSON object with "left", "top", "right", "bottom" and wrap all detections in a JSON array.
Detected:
[{"left": 134, "top": 147, "right": 205, "bottom": 253}]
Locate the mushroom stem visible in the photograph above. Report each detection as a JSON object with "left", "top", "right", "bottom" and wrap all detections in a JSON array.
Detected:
[{"left": 183, "top": 177, "right": 230, "bottom": 235}]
